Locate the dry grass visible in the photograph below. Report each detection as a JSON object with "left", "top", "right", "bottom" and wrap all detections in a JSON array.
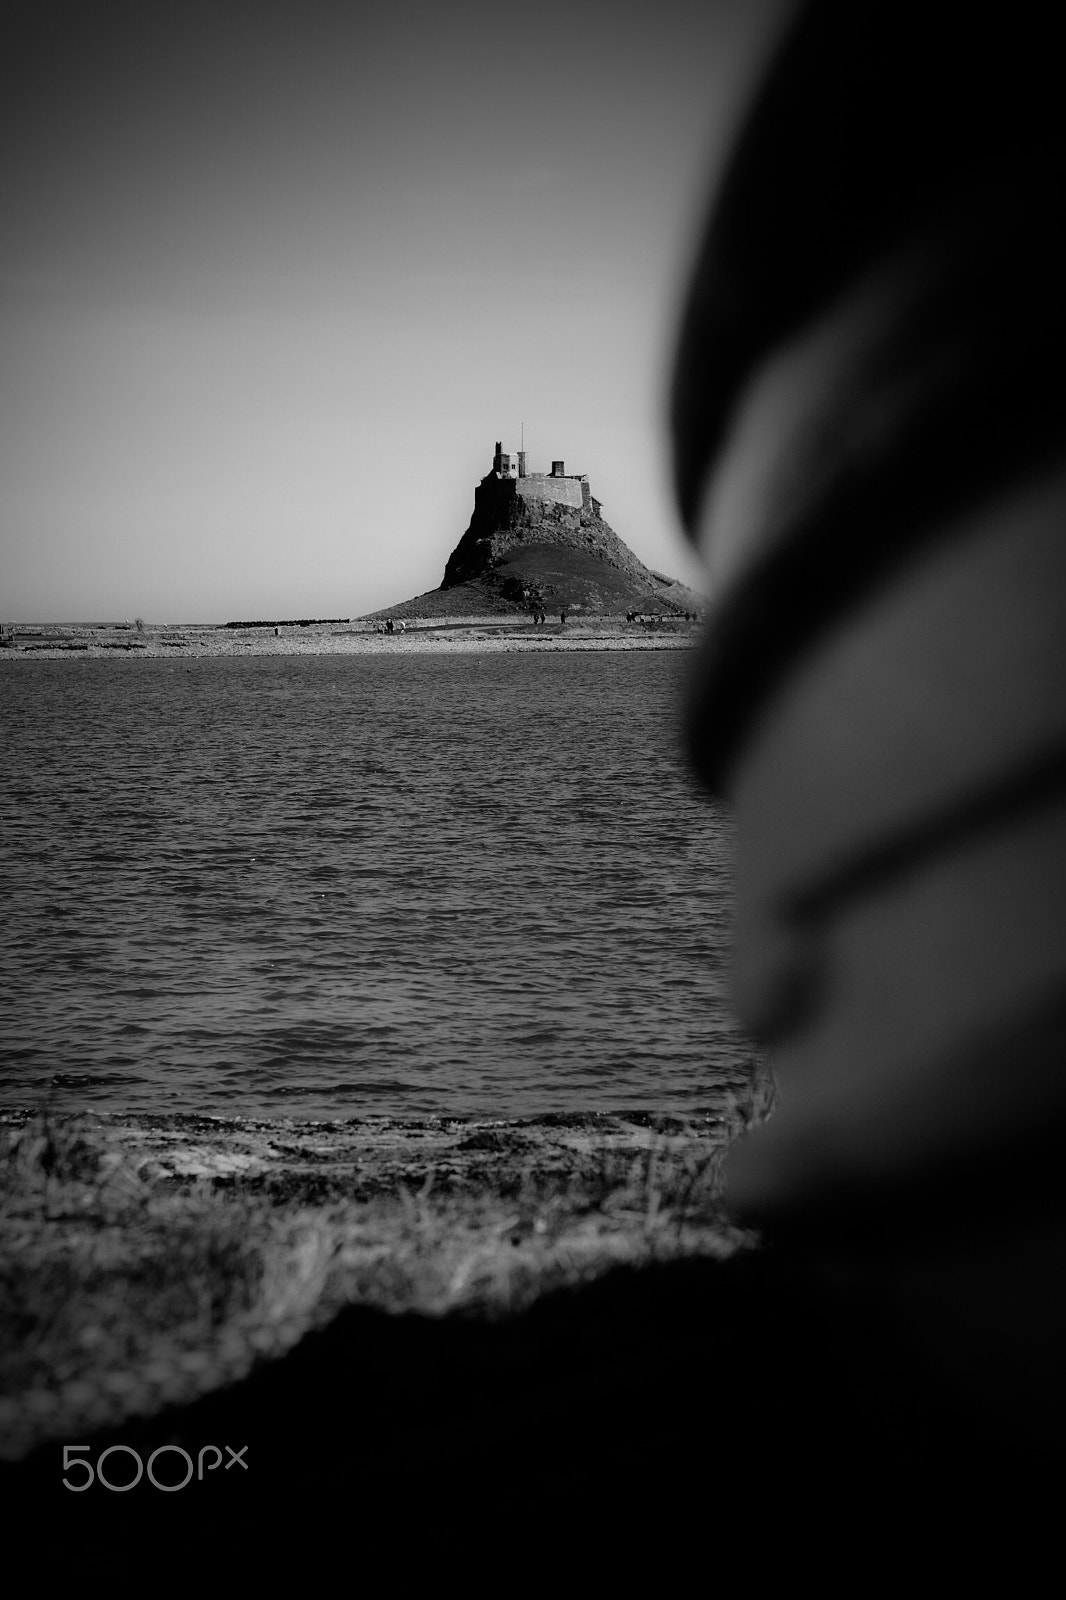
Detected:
[{"left": 0, "top": 1076, "right": 771, "bottom": 1459}]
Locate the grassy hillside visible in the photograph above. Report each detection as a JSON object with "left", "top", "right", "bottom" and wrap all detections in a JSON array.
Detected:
[{"left": 365, "top": 545, "right": 703, "bottom": 621}]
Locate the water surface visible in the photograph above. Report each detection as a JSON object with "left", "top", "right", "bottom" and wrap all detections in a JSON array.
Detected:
[{"left": 0, "top": 653, "right": 750, "bottom": 1119}]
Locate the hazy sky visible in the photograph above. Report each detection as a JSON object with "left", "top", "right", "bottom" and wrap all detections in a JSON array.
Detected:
[{"left": 1, "top": 0, "right": 792, "bottom": 623}]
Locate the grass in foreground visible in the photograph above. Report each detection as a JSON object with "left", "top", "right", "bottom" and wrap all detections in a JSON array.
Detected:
[{"left": 0, "top": 1077, "right": 771, "bottom": 1460}]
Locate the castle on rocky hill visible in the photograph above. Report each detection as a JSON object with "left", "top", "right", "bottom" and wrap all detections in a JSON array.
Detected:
[
  {"left": 365, "top": 438, "right": 703, "bottom": 620},
  {"left": 441, "top": 440, "right": 628, "bottom": 589}
]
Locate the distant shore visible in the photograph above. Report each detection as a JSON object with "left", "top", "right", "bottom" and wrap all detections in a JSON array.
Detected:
[{"left": 0, "top": 616, "right": 700, "bottom": 660}]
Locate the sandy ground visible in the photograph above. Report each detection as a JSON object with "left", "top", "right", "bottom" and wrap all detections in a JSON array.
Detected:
[
  {"left": 1, "top": 617, "right": 700, "bottom": 660},
  {"left": 0, "top": 1105, "right": 752, "bottom": 1463}
]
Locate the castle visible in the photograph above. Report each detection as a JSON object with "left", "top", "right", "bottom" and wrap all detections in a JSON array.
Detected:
[
  {"left": 433, "top": 436, "right": 700, "bottom": 614},
  {"left": 439, "top": 440, "right": 610, "bottom": 589},
  {"left": 364, "top": 435, "right": 700, "bottom": 616},
  {"left": 487, "top": 441, "right": 598, "bottom": 516}
]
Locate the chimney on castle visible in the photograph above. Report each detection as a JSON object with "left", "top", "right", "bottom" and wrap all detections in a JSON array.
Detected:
[
  {"left": 517, "top": 451, "right": 527, "bottom": 478},
  {"left": 551, "top": 460, "right": 565, "bottom": 477}
]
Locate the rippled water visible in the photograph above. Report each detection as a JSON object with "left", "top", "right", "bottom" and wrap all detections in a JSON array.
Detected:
[{"left": 0, "top": 652, "right": 751, "bottom": 1119}]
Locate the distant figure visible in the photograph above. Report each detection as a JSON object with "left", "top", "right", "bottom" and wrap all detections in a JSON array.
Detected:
[{"left": 560, "top": 612, "right": 567, "bottom": 626}]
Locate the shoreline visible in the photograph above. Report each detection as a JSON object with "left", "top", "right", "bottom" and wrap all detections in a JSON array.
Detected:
[
  {"left": 0, "top": 1105, "right": 750, "bottom": 1463},
  {"left": 5, "top": 1100, "right": 1031, "bottom": 1575},
  {"left": 0, "top": 616, "right": 700, "bottom": 660}
]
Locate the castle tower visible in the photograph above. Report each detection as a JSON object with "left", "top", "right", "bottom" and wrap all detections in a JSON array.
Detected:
[{"left": 517, "top": 451, "right": 527, "bottom": 478}]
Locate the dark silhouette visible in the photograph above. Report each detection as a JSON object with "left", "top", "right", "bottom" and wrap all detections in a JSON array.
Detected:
[{"left": 672, "top": 0, "right": 1066, "bottom": 1487}]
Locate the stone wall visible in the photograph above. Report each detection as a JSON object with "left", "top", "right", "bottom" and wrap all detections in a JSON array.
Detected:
[{"left": 515, "top": 474, "right": 585, "bottom": 511}]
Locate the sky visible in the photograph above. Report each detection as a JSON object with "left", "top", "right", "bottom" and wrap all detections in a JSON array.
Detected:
[{"left": 0, "top": 0, "right": 793, "bottom": 623}]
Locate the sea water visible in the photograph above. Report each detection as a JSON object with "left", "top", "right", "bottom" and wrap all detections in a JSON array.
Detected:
[{"left": 0, "top": 652, "right": 751, "bottom": 1120}]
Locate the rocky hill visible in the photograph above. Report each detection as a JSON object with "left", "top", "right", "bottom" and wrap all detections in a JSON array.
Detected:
[{"left": 365, "top": 444, "right": 703, "bottom": 621}]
